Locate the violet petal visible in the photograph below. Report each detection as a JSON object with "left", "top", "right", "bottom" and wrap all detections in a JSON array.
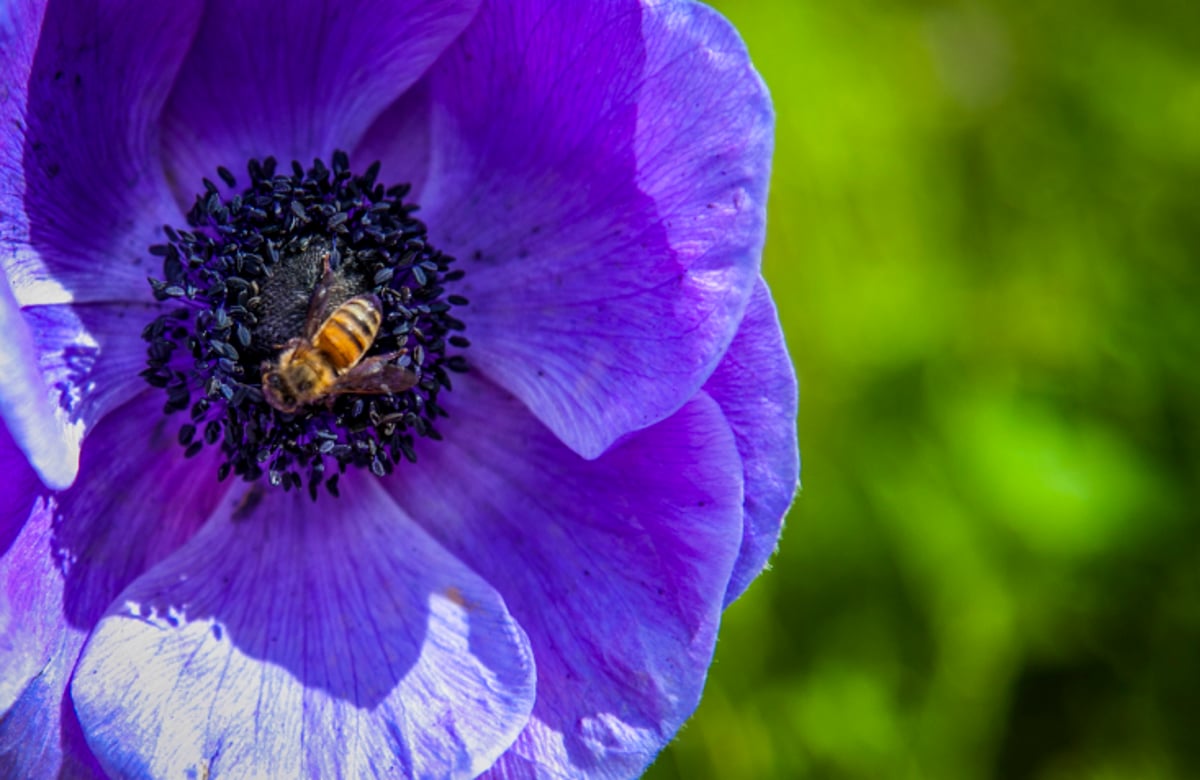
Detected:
[
  {"left": 0, "top": 491, "right": 59, "bottom": 715},
  {"left": 2, "top": 392, "right": 225, "bottom": 774},
  {"left": 0, "top": 626, "right": 104, "bottom": 779},
  {"left": 21, "top": 302, "right": 169, "bottom": 467},
  {"left": 385, "top": 375, "right": 744, "bottom": 777},
  {"left": 704, "top": 278, "right": 800, "bottom": 606},
  {"left": 406, "top": 0, "right": 772, "bottom": 459},
  {"left": 5, "top": 0, "right": 200, "bottom": 305},
  {"left": 72, "top": 475, "right": 535, "bottom": 779},
  {"left": 0, "top": 274, "right": 77, "bottom": 489},
  {"left": 52, "top": 391, "right": 227, "bottom": 631},
  {"left": 0, "top": 492, "right": 105, "bottom": 778},
  {"left": 1, "top": 0, "right": 204, "bottom": 486},
  {"left": 0, "top": 419, "right": 40, "bottom": 554},
  {"left": 355, "top": 79, "right": 435, "bottom": 202},
  {"left": 160, "top": 0, "right": 480, "bottom": 202}
]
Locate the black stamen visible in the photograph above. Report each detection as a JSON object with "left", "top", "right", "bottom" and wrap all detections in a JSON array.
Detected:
[{"left": 142, "top": 152, "right": 466, "bottom": 497}]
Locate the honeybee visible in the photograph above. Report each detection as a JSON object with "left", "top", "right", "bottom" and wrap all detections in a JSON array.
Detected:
[{"left": 261, "top": 251, "right": 418, "bottom": 413}]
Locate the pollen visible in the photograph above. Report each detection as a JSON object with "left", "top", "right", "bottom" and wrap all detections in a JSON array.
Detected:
[{"left": 140, "top": 152, "right": 468, "bottom": 498}]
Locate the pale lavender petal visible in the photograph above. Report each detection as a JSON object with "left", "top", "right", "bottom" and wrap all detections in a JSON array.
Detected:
[
  {"left": 73, "top": 475, "right": 535, "bottom": 779},
  {"left": 385, "top": 375, "right": 744, "bottom": 777},
  {"left": 0, "top": 631, "right": 105, "bottom": 779},
  {"left": 1, "top": 488, "right": 59, "bottom": 714},
  {"left": 0, "top": 415, "right": 86, "bottom": 779},
  {"left": 0, "top": 0, "right": 45, "bottom": 302},
  {"left": 0, "top": 485, "right": 104, "bottom": 778},
  {"left": 161, "top": 0, "right": 480, "bottom": 202},
  {"left": 0, "top": 626, "right": 105, "bottom": 779},
  {"left": 1, "top": 392, "right": 225, "bottom": 775},
  {"left": 0, "top": 274, "right": 77, "bottom": 488},
  {"left": 405, "top": 0, "right": 772, "bottom": 458},
  {"left": 705, "top": 278, "right": 799, "bottom": 605}
]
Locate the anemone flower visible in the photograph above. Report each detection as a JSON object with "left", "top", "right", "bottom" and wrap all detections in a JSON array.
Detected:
[{"left": 0, "top": 0, "right": 798, "bottom": 777}]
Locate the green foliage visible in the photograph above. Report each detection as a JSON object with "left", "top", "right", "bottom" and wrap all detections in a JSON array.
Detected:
[{"left": 649, "top": 1, "right": 1200, "bottom": 777}]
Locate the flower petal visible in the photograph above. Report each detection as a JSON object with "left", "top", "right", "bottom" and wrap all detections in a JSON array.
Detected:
[
  {"left": 0, "top": 420, "right": 40, "bottom": 554},
  {"left": 160, "top": 0, "right": 480, "bottom": 200},
  {"left": 704, "top": 278, "right": 799, "bottom": 606},
  {"left": 20, "top": 301, "right": 169, "bottom": 471},
  {"left": 2, "top": 0, "right": 200, "bottom": 305},
  {"left": 1, "top": 486, "right": 59, "bottom": 715},
  {"left": 413, "top": 0, "right": 772, "bottom": 458},
  {"left": 73, "top": 475, "right": 535, "bottom": 779},
  {"left": 1, "top": 0, "right": 203, "bottom": 485},
  {"left": 0, "top": 1, "right": 76, "bottom": 488},
  {"left": 385, "top": 375, "right": 744, "bottom": 777},
  {"left": 0, "top": 485, "right": 105, "bottom": 778},
  {"left": 0, "top": 622, "right": 104, "bottom": 779},
  {"left": 1, "top": 390, "right": 226, "bottom": 777},
  {"left": 53, "top": 391, "right": 228, "bottom": 630},
  {"left": 355, "top": 79, "right": 435, "bottom": 202},
  {"left": 0, "top": 274, "right": 78, "bottom": 489},
  {"left": 1, "top": 390, "right": 223, "bottom": 775}
]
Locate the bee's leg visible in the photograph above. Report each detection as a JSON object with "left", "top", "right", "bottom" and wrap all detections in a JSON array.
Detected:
[{"left": 361, "top": 349, "right": 408, "bottom": 364}]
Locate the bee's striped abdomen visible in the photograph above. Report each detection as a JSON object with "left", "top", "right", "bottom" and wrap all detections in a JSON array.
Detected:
[{"left": 314, "top": 295, "right": 382, "bottom": 374}]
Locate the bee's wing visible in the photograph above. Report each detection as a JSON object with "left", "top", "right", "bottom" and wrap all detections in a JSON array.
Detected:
[
  {"left": 331, "top": 355, "right": 420, "bottom": 396},
  {"left": 303, "top": 248, "right": 336, "bottom": 339}
]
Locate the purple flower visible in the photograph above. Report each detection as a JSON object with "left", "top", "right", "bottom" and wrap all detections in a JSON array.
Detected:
[{"left": 0, "top": 0, "right": 797, "bottom": 777}]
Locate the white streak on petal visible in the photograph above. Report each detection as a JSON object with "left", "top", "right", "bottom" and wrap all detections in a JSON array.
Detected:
[{"left": 0, "top": 274, "right": 81, "bottom": 489}]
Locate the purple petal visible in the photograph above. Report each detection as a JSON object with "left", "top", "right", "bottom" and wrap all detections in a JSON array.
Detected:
[
  {"left": 355, "top": 79, "right": 434, "bottom": 201},
  {"left": 1, "top": 0, "right": 203, "bottom": 486},
  {"left": 0, "top": 388, "right": 225, "bottom": 777},
  {"left": 73, "top": 475, "right": 535, "bottom": 778},
  {"left": 0, "top": 419, "right": 40, "bottom": 554},
  {"left": 406, "top": 0, "right": 772, "bottom": 458},
  {"left": 384, "top": 375, "right": 744, "bottom": 777},
  {"left": 0, "top": 1, "right": 77, "bottom": 488},
  {"left": 704, "top": 278, "right": 799, "bottom": 606},
  {"left": 0, "top": 275, "right": 78, "bottom": 489},
  {"left": 3, "top": 0, "right": 200, "bottom": 304},
  {"left": 0, "top": 488, "right": 105, "bottom": 778},
  {"left": 1, "top": 490, "right": 60, "bottom": 715},
  {"left": 21, "top": 302, "right": 168, "bottom": 474},
  {"left": 160, "top": 0, "right": 480, "bottom": 200},
  {"left": 2, "top": 391, "right": 225, "bottom": 773},
  {"left": 1, "top": 298, "right": 175, "bottom": 494},
  {"left": 53, "top": 391, "right": 228, "bottom": 630},
  {"left": 0, "top": 628, "right": 105, "bottom": 779}
]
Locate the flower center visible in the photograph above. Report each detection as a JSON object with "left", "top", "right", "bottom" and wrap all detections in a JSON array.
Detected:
[{"left": 141, "top": 152, "right": 468, "bottom": 498}]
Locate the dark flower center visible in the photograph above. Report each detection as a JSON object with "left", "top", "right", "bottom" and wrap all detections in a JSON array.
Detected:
[{"left": 141, "top": 152, "right": 468, "bottom": 499}]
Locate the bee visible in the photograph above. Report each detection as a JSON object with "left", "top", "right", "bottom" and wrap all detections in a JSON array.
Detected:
[{"left": 261, "top": 250, "right": 418, "bottom": 413}]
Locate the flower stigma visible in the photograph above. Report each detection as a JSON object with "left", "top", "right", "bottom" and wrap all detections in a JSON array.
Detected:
[{"left": 141, "top": 152, "right": 468, "bottom": 499}]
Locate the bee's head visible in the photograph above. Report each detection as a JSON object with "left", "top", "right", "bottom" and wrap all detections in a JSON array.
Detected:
[{"left": 261, "top": 367, "right": 300, "bottom": 413}]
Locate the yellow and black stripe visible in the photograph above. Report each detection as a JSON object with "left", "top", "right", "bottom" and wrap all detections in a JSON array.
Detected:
[{"left": 314, "top": 296, "right": 382, "bottom": 374}]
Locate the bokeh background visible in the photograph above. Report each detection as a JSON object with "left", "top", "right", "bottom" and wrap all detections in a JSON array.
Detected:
[{"left": 649, "top": 1, "right": 1200, "bottom": 778}]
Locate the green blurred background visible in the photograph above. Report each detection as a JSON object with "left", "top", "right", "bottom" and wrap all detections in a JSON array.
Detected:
[{"left": 649, "top": 1, "right": 1200, "bottom": 778}]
